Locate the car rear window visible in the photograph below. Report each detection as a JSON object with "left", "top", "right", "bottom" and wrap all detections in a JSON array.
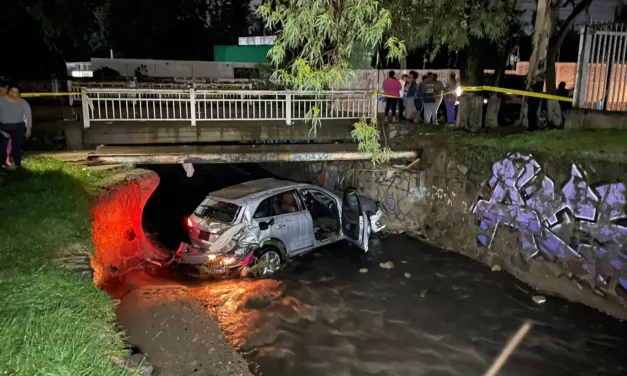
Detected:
[{"left": 194, "top": 198, "right": 241, "bottom": 223}]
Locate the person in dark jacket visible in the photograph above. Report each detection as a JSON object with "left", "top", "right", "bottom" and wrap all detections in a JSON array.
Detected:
[{"left": 556, "top": 81, "right": 571, "bottom": 126}]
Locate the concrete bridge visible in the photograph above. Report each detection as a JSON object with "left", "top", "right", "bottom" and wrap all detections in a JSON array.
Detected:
[
  {"left": 70, "top": 88, "right": 375, "bottom": 146},
  {"left": 32, "top": 87, "right": 418, "bottom": 163}
]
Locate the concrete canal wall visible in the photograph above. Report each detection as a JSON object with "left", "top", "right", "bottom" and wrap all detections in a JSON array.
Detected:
[
  {"left": 90, "top": 170, "right": 170, "bottom": 288},
  {"left": 263, "top": 148, "right": 627, "bottom": 319}
]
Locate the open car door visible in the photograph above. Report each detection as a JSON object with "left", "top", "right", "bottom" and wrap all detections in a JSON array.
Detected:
[{"left": 341, "top": 187, "right": 369, "bottom": 252}]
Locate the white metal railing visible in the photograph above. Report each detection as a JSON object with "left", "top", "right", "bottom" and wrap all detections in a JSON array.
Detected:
[
  {"left": 574, "top": 23, "right": 627, "bottom": 111},
  {"left": 80, "top": 88, "right": 374, "bottom": 128},
  {"left": 68, "top": 80, "right": 256, "bottom": 106}
]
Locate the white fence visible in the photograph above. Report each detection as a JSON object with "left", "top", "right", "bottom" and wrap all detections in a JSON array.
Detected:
[
  {"left": 68, "top": 80, "right": 255, "bottom": 106},
  {"left": 574, "top": 23, "right": 627, "bottom": 111},
  {"left": 80, "top": 88, "right": 374, "bottom": 128}
]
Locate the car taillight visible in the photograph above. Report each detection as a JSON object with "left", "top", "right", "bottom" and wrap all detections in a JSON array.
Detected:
[{"left": 187, "top": 217, "right": 193, "bottom": 227}]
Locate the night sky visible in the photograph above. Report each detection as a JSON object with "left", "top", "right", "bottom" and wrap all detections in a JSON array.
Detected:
[{"left": 522, "top": 0, "right": 617, "bottom": 29}]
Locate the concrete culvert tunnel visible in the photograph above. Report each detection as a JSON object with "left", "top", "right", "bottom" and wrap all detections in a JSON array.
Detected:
[
  {"left": 141, "top": 163, "right": 274, "bottom": 250},
  {"left": 96, "top": 161, "right": 627, "bottom": 376}
]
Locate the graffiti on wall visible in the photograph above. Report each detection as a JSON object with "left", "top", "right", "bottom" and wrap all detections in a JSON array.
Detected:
[
  {"left": 377, "top": 186, "right": 412, "bottom": 222},
  {"left": 472, "top": 152, "right": 627, "bottom": 296},
  {"left": 373, "top": 171, "right": 414, "bottom": 223}
]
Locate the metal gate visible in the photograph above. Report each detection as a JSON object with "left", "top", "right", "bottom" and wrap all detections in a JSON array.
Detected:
[{"left": 574, "top": 23, "right": 627, "bottom": 111}]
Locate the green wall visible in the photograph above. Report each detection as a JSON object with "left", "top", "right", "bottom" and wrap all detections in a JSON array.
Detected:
[
  {"left": 213, "top": 45, "right": 271, "bottom": 63},
  {"left": 214, "top": 43, "right": 373, "bottom": 68}
]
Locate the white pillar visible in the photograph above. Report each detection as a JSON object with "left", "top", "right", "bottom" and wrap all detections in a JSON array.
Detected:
[
  {"left": 81, "top": 89, "right": 90, "bottom": 128},
  {"left": 285, "top": 93, "right": 292, "bottom": 125},
  {"left": 190, "top": 88, "right": 197, "bottom": 126}
]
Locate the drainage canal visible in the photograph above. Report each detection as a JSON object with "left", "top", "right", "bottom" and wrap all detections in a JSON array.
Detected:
[{"left": 114, "top": 163, "right": 627, "bottom": 376}]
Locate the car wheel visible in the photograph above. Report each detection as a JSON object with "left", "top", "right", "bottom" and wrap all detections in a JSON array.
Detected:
[{"left": 255, "top": 247, "right": 283, "bottom": 277}]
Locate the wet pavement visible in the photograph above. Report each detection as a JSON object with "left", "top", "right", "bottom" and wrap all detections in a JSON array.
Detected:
[{"left": 114, "top": 235, "right": 627, "bottom": 376}]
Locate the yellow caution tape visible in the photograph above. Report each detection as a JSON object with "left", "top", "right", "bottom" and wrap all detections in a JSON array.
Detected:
[
  {"left": 479, "top": 86, "right": 573, "bottom": 102},
  {"left": 22, "top": 91, "right": 94, "bottom": 111},
  {"left": 376, "top": 86, "right": 573, "bottom": 102},
  {"left": 21, "top": 92, "right": 79, "bottom": 98}
]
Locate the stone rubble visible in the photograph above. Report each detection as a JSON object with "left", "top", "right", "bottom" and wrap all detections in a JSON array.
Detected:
[{"left": 112, "top": 353, "right": 154, "bottom": 376}]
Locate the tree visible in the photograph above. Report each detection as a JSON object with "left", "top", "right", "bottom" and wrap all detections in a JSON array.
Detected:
[
  {"left": 545, "top": 0, "right": 593, "bottom": 127},
  {"left": 206, "top": 0, "right": 255, "bottom": 46},
  {"left": 524, "top": 0, "right": 593, "bottom": 129},
  {"left": 108, "top": 0, "right": 212, "bottom": 60},
  {"left": 8, "top": 0, "right": 106, "bottom": 66},
  {"left": 484, "top": 2, "right": 525, "bottom": 128}
]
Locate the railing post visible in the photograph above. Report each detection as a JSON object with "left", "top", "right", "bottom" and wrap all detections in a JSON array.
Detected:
[
  {"left": 81, "top": 88, "right": 90, "bottom": 128},
  {"left": 574, "top": 25, "right": 592, "bottom": 108},
  {"left": 68, "top": 80, "right": 74, "bottom": 106},
  {"left": 190, "top": 88, "right": 197, "bottom": 126},
  {"left": 371, "top": 93, "right": 378, "bottom": 118},
  {"left": 285, "top": 93, "right": 292, "bottom": 125}
]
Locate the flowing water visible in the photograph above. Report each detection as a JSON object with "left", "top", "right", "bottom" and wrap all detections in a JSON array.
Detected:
[{"left": 187, "top": 236, "right": 627, "bottom": 376}]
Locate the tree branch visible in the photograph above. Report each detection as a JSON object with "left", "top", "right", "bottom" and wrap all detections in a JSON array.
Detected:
[{"left": 554, "top": 0, "right": 593, "bottom": 46}]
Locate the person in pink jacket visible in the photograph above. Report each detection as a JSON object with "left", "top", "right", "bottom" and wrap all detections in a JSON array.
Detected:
[
  {"left": 382, "top": 71, "right": 402, "bottom": 122},
  {"left": 5, "top": 139, "right": 11, "bottom": 167}
]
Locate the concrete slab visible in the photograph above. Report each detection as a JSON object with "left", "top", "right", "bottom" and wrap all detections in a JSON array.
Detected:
[
  {"left": 83, "top": 119, "right": 356, "bottom": 145},
  {"left": 89, "top": 144, "right": 419, "bottom": 164}
]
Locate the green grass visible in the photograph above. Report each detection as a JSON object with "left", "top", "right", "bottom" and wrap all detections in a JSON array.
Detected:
[
  {"left": 462, "top": 129, "right": 627, "bottom": 162},
  {"left": 0, "top": 157, "right": 129, "bottom": 375},
  {"left": 404, "top": 126, "right": 627, "bottom": 163}
]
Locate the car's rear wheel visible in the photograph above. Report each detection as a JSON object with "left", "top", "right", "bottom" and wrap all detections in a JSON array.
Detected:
[{"left": 254, "top": 247, "right": 283, "bottom": 277}]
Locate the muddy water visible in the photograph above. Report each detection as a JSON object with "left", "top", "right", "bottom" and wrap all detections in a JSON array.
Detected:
[{"left": 181, "top": 236, "right": 627, "bottom": 376}]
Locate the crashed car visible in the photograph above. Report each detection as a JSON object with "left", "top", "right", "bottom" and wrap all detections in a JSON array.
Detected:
[{"left": 177, "top": 178, "right": 386, "bottom": 276}]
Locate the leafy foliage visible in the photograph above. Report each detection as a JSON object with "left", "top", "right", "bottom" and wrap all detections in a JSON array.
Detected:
[
  {"left": 385, "top": 0, "right": 511, "bottom": 58},
  {"left": 258, "top": 0, "right": 405, "bottom": 163},
  {"left": 11, "top": 0, "right": 108, "bottom": 61}
]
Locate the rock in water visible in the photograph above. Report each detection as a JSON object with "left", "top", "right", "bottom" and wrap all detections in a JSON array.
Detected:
[
  {"left": 379, "top": 261, "right": 394, "bottom": 270},
  {"left": 404, "top": 272, "right": 411, "bottom": 279},
  {"left": 491, "top": 265, "right": 502, "bottom": 272},
  {"left": 359, "top": 268, "right": 368, "bottom": 274},
  {"left": 532, "top": 295, "right": 547, "bottom": 305}
]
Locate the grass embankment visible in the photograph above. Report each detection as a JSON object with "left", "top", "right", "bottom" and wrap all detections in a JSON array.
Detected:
[
  {"left": 0, "top": 158, "right": 128, "bottom": 375},
  {"left": 405, "top": 126, "right": 627, "bottom": 163}
]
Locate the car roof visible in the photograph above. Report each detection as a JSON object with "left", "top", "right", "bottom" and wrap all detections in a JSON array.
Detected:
[{"left": 209, "top": 178, "right": 307, "bottom": 201}]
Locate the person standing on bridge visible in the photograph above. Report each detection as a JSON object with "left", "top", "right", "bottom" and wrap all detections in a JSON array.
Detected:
[
  {"left": 0, "top": 84, "right": 32, "bottom": 169},
  {"left": 383, "top": 71, "right": 402, "bottom": 123}
]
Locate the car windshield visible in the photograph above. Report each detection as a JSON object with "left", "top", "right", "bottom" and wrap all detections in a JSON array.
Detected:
[{"left": 194, "top": 198, "right": 240, "bottom": 223}]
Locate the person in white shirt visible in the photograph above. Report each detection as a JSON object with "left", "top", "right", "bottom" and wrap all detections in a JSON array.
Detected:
[{"left": 398, "top": 74, "right": 408, "bottom": 120}]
